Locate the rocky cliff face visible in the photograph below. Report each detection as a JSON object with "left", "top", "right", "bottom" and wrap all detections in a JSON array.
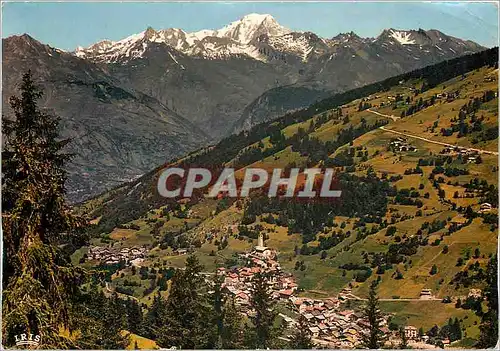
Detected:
[{"left": 3, "top": 34, "right": 208, "bottom": 202}]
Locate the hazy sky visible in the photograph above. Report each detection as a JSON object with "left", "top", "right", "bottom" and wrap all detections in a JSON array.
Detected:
[{"left": 2, "top": 2, "right": 498, "bottom": 51}]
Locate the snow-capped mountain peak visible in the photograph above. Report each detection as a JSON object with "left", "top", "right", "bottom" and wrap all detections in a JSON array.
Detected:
[
  {"left": 189, "top": 29, "right": 216, "bottom": 43},
  {"left": 72, "top": 19, "right": 485, "bottom": 65},
  {"left": 216, "top": 13, "right": 290, "bottom": 44},
  {"left": 389, "top": 29, "right": 416, "bottom": 45},
  {"left": 73, "top": 13, "right": 293, "bottom": 62},
  {"left": 75, "top": 39, "right": 115, "bottom": 57}
]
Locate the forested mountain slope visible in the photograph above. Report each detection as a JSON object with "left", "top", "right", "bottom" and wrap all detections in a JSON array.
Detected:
[{"left": 73, "top": 47, "right": 498, "bottom": 348}]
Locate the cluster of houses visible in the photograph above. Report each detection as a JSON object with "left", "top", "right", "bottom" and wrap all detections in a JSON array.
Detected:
[
  {"left": 389, "top": 325, "right": 450, "bottom": 347},
  {"left": 173, "top": 248, "right": 188, "bottom": 255},
  {"left": 86, "top": 245, "right": 147, "bottom": 266},
  {"left": 440, "top": 146, "right": 480, "bottom": 163},
  {"left": 436, "top": 91, "right": 460, "bottom": 102},
  {"left": 378, "top": 96, "right": 405, "bottom": 108},
  {"left": 216, "top": 239, "right": 394, "bottom": 348},
  {"left": 468, "top": 288, "right": 482, "bottom": 299},
  {"left": 285, "top": 288, "right": 389, "bottom": 348},
  {"left": 284, "top": 288, "right": 448, "bottom": 348},
  {"left": 363, "top": 94, "right": 381, "bottom": 101},
  {"left": 215, "top": 236, "right": 447, "bottom": 348},
  {"left": 389, "top": 137, "right": 418, "bottom": 153},
  {"left": 217, "top": 234, "right": 298, "bottom": 309}
]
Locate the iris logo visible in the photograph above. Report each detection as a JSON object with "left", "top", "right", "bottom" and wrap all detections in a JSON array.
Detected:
[{"left": 14, "top": 333, "right": 41, "bottom": 347}]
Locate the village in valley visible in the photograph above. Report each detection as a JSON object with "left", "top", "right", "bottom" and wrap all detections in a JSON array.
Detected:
[
  {"left": 213, "top": 231, "right": 478, "bottom": 349},
  {"left": 82, "top": 208, "right": 492, "bottom": 350},
  {"left": 85, "top": 232, "right": 451, "bottom": 348},
  {"left": 216, "top": 233, "right": 297, "bottom": 308},
  {"left": 72, "top": 62, "right": 498, "bottom": 350},
  {"left": 86, "top": 245, "right": 148, "bottom": 266},
  {"left": 170, "top": 233, "right": 466, "bottom": 349}
]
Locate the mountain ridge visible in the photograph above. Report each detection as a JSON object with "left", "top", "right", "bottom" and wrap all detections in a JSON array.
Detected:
[
  {"left": 2, "top": 33, "right": 210, "bottom": 203},
  {"left": 72, "top": 14, "right": 486, "bottom": 63},
  {"left": 2, "top": 17, "right": 488, "bottom": 202}
]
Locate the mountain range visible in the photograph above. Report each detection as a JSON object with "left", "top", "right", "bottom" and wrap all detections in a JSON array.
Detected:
[{"left": 2, "top": 14, "right": 486, "bottom": 202}]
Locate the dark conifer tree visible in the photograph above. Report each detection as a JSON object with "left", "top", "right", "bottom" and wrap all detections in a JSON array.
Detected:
[
  {"left": 2, "top": 71, "right": 88, "bottom": 347},
  {"left": 451, "top": 318, "right": 462, "bottom": 342},
  {"left": 221, "top": 296, "right": 245, "bottom": 348},
  {"left": 101, "top": 293, "right": 130, "bottom": 348},
  {"left": 74, "top": 287, "right": 129, "bottom": 349},
  {"left": 290, "top": 315, "right": 314, "bottom": 349},
  {"left": 126, "top": 298, "right": 144, "bottom": 336},
  {"left": 211, "top": 276, "right": 245, "bottom": 349},
  {"left": 246, "top": 272, "right": 282, "bottom": 349},
  {"left": 476, "top": 255, "right": 498, "bottom": 348},
  {"left": 399, "top": 326, "right": 409, "bottom": 349},
  {"left": 144, "top": 292, "right": 167, "bottom": 340},
  {"left": 156, "top": 255, "right": 213, "bottom": 349},
  {"left": 362, "top": 282, "right": 384, "bottom": 349}
]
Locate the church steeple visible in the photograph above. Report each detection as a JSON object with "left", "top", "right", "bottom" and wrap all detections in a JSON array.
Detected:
[{"left": 257, "top": 232, "right": 264, "bottom": 247}]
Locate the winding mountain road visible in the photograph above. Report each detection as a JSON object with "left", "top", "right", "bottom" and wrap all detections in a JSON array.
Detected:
[
  {"left": 345, "top": 292, "right": 440, "bottom": 302},
  {"left": 367, "top": 109, "right": 498, "bottom": 156},
  {"left": 367, "top": 108, "right": 400, "bottom": 121}
]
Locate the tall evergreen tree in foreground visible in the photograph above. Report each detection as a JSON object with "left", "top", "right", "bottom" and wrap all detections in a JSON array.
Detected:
[
  {"left": 144, "top": 292, "right": 167, "bottom": 340},
  {"left": 73, "top": 287, "right": 129, "bottom": 349},
  {"left": 362, "top": 282, "right": 384, "bottom": 349},
  {"left": 476, "top": 254, "right": 498, "bottom": 348},
  {"left": 2, "top": 71, "right": 88, "bottom": 347},
  {"left": 290, "top": 315, "right": 314, "bottom": 349},
  {"left": 211, "top": 275, "right": 245, "bottom": 349},
  {"left": 246, "top": 272, "right": 283, "bottom": 349},
  {"left": 156, "top": 255, "right": 214, "bottom": 349}
]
